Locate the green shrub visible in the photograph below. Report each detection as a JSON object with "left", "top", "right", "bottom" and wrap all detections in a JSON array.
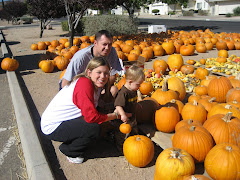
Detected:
[
  {"left": 61, "top": 20, "right": 84, "bottom": 34},
  {"left": 168, "top": 12, "right": 175, "bottom": 15},
  {"left": 61, "top": 21, "right": 69, "bottom": 31},
  {"left": 182, "top": 11, "right": 194, "bottom": 16},
  {"left": 152, "top": 9, "right": 159, "bottom": 14},
  {"left": 233, "top": 6, "right": 240, "bottom": 16},
  {"left": 20, "top": 16, "right": 33, "bottom": 24},
  {"left": 225, "top": 13, "right": 232, "bottom": 17},
  {"left": 83, "top": 15, "right": 138, "bottom": 36},
  {"left": 198, "top": 10, "right": 209, "bottom": 16}
]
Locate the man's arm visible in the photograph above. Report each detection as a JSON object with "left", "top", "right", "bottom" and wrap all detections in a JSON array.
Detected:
[{"left": 61, "top": 78, "right": 70, "bottom": 89}]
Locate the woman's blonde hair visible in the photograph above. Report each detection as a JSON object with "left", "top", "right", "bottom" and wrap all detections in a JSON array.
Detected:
[
  {"left": 72, "top": 57, "right": 111, "bottom": 92},
  {"left": 125, "top": 65, "right": 145, "bottom": 82}
]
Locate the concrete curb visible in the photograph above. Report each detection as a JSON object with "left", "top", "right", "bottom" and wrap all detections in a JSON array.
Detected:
[{"left": 0, "top": 31, "right": 54, "bottom": 180}]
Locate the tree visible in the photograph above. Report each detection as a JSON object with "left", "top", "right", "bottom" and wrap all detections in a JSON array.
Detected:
[
  {"left": 117, "top": 0, "right": 154, "bottom": 18},
  {"left": 27, "top": 0, "right": 66, "bottom": 38},
  {"left": 3, "top": 1, "right": 27, "bottom": 24},
  {"left": 63, "top": 0, "right": 117, "bottom": 47}
]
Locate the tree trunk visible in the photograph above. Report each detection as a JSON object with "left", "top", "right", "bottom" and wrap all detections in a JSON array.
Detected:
[{"left": 40, "top": 20, "right": 44, "bottom": 38}]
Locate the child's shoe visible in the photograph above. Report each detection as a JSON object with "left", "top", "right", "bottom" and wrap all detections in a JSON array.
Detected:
[{"left": 67, "top": 156, "right": 84, "bottom": 164}]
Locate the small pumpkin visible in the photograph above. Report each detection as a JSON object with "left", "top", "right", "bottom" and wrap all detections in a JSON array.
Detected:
[
  {"left": 117, "top": 77, "right": 126, "bottom": 90},
  {"left": 40, "top": 60, "right": 54, "bottom": 73},
  {"left": 226, "top": 87, "right": 240, "bottom": 102},
  {"left": 1, "top": 57, "right": 19, "bottom": 71},
  {"left": 195, "top": 67, "right": 209, "bottom": 80},
  {"left": 194, "top": 85, "right": 208, "bottom": 96},
  {"left": 31, "top": 43, "right": 38, "bottom": 50},
  {"left": 180, "top": 44, "right": 195, "bottom": 56},
  {"left": 180, "top": 65, "right": 195, "bottom": 74},
  {"left": 123, "top": 135, "right": 154, "bottom": 167},
  {"left": 119, "top": 123, "right": 132, "bottom": 134}
]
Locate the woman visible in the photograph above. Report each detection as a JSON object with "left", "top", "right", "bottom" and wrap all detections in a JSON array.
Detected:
[{"left": 41, "top": 57, "right": 130, "bottom": 164}]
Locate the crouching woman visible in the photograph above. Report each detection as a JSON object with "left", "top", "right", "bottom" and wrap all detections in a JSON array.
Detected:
[{"left": 40, "top": 57, "right": 130, "bottom": 164}]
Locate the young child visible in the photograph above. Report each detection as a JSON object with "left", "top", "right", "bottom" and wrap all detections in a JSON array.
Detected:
[
  {"left": 41, "top": 57, "right": 131, "bottom": 164},
  {"left": 114, "top": 65, "right": 145, "bottom": 145}
]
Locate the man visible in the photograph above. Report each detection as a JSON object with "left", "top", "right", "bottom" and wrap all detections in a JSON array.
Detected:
[{"left": 60, "top": 30, "right": 123, "bottom": 96}]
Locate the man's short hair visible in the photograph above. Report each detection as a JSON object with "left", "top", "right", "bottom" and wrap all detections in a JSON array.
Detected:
[{"left": 95, "top": 30, "right": 113, "bottom": 41}]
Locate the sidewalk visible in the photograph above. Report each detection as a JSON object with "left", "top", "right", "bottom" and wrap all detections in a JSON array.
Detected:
[{"left": 137, "top": 13, "right": 240, "bottom": 21}]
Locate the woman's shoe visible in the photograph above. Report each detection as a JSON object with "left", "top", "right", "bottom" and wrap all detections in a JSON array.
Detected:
[{"left": 67, "top": 156, "right": 84, "bottom": 164}]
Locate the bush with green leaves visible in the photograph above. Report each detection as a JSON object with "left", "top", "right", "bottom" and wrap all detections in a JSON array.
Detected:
[
  {"left": 168, "top": 12, "right": 175, "bottom": 15},
  {"left": 83, "top": 15, "right": 138, "bottom": 36},
  {"left": 225, "top": 13, "right": 232, "bottom": 17},
  {"left": 198, "top": 10, "right": 209, "bottom": 16},
  {"left": 182, "top": 11, "right": 194, "bottom": 16},
  {"left": 61, "top": 20, "right": 84, "bottom": 34},
  {"left": 233, "top": 6, "right": 240, "bottom": 16},
  {"left": 152, "top": 9, "right": 159, "bottom": 14}
]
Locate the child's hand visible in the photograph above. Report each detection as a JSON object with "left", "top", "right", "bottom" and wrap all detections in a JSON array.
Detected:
[{"left": 121, "top": 114, "right": 129, "bottom": 123}]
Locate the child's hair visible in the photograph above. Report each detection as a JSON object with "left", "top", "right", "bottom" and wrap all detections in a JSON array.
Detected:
[
  {"left": 72, "top": 57, "right": 111, "bottom": 92},
  {"left": 125, "top": 65, "right": 145, "bottom": 82}
]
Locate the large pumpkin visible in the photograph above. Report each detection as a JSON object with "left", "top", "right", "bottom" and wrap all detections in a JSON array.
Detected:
[
  {"left": 151, "top": 79, "right": 179, "bottom": 105},
  {"left": 123, "top": 135, "right": 154, "bottom": 167},
  {"left": 180, "top": 44, "right": 195, "bottom": 56},
  {"left": 203, "top": 112, "right": 240, "bottom": 147},
  {"left": 205, "top": 143, "right": 240, "bottom": 180},
  {"left": 162, "top": 41, "right": 175, "bottom": 55},
  {"left": 226, "top": 87, "right": 240, "bottom": 102},
  {"left": 208, "top": 76, "right": 233, "bottom": 103},
  {"left": 167, "top": 54, "right": 184, "bottom": 71},
  {"left": 207, "top": 103, "right": 240, "bottom": 119},
  {"left": 167, "top": 76, "right": 186, "bottom": 101},
  {"left": 154, "top": 148, "right": 195, "bottom": 180},
  {"left": 172, "top": 125, "right": 214, "bottom": 163},
  {"left": 155, "top": 106, "right": 180, "bottom": 133},
  {"left": 175, "top": 119, "right": 202, "bottom": 132},
  {"left": 1, "top": 57, "right": 19, "bottom": 71},
  {"left": 136, "top": 97, "right": 159, "bottom": 124}
]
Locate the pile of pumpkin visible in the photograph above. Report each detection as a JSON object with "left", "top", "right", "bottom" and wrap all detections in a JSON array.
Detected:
[
  {"left": 31, "top": 36, "right": 95, "bottom": 73},
  {"left": 116, "top": 54, "right": 240, "bottom": 179},
  {"left": 113, "top": 29, "right": 240, "bottom": 64}
]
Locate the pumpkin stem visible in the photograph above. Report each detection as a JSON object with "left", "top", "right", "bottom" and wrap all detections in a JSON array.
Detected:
[
  {"left": 169, "top": 150, "right": 185, "bottom": 159},
  {"left": 162, "top": 79, "right": 168, "bottom": 92},
  {"left": 190, "top": 126, "right": 196, "bottom": 131},
  {"left": 222, "top": 112, "right": 233, "bottom": 122},
  {"left": 193, "top": 100, "right": 198, "bottom": 106},
  {"left": 170, "top": 99, "right": 176, "bottom": 103},
  {"left": 225, "top": 104, "right": 232, "bottom": 109},
  {"left": 136, "top": 137, "right": 141, "bottom": 141},
  {"left": 209, "top": 97, "right": 216, "bottom": 103},
  {"left": 190, "top": 176, "right": 199, "bottom": 180},
  {"left": 232, "top": 100, "right": 238, "bottom": 104},
  {"left": 226, "top": 146, "right": 233, "bottom": 152},
  {"left": 188, "top": 119, "right": 194, "bottom": 124}
]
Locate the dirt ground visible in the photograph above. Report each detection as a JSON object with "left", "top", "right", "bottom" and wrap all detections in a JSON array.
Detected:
[{"left": 1, "top": 20, "right": 240, "bottom": 180}]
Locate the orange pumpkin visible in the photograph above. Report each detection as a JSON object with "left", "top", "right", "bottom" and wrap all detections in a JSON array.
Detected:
[
  {"left": 31, "top": 43, "right": 38, "bottom": 50},
  {"left": 195, "top": 67, "right": 209, "bottom": 80},
  {"left": 180, "top": 44, "right": 195, "bottom": 56},
  {"left": 117, "top": 77, "right": 126, "bottom": 90},
  {"left": 167, "top": 76, "right": 186, "bottom": 101},
  {"left": 161, "top": 41, "right": 175, "bottom": 55},
  {"left": 208, "top": 76, "right": 233, "bottom": 103},
  {"left": 167, "top": 54, "right": 184, "bottom": 71},
  {"left": 172, "top": 125, "right": 214, "bottom": 163},
  {"left": 139, "top": 81, "right": 153, "bottom": 95},
  {"left": 119, "top": 123, "right": 132, "bottom": 134},
  {"left": 40, "top": 60, "right": 54, "bottom": 73},
  {"left": 37, "top": 41, "right": 47, "bottom": 50},
  {"left": 155, "top": 106, "right": 180, "bottom": 133},
  {"left": 180, "top": 65, "right": 195, "bottom": 74},
  {"left": 175, "top": 119, "right": 202, "bottom": 132},
  {"left": 1, "top": 57, "right": 19, "bottom": 71},
  {"left": 154, "top": 148, "right": 195, "bottom": 180},
  {"left": 181, "top": 100, "right": 207, "bottom": 124},
  {"left": 218, "top": 49, "right": 228, "bottom": 58},
  {"left": 151, "top": 79, "right": 179, "bottom": 105},
  {"left": 226, "top": 87, "right": 240, "bottom": 102},
  {"left": 207, "top": 103, "right": 240, "bottom": 119},
  {"left": 123, "top": 135, "right": 154, "bottom": 167},
  {"left": 205, "top": 143, "right": 240, "bottom": 180},
  {"left": 54, "top": 56, "right": 70, "bottom": 71}
]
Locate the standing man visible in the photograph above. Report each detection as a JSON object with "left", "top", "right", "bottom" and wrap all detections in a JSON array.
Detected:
[{"left": 60, "top": 30, "right": 123, "bottom": 97}]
